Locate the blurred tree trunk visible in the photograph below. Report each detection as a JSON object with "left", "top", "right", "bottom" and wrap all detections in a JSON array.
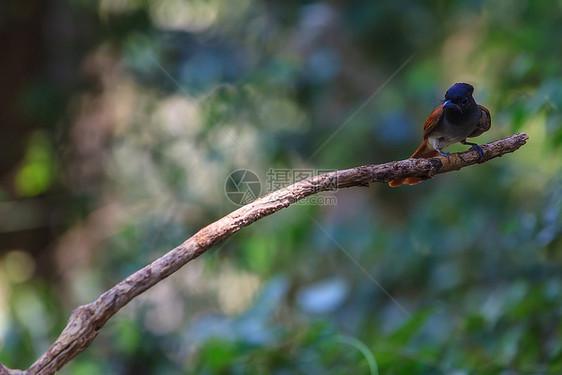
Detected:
[{"left": 0, "top": 1, "right": 50, "bottom": 255}]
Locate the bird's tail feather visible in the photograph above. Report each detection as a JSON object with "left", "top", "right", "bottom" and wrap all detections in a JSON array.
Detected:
[
  {"left": 408, "top": 140, "right": 439, "bottom": 159},
  {"left": 388, "top": 140, "right": 438, "bottom": 187}
]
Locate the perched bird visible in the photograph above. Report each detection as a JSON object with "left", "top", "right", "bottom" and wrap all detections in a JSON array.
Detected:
[{"left": 389, "top": 83, "right": 491, "bottom": 187}]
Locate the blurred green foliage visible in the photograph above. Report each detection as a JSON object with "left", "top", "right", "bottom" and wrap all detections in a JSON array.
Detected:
[{"left": 1, "top": 0, "right": 562, "bottom": 374}]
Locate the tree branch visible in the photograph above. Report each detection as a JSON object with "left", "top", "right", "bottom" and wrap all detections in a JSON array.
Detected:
[{"left": 1, "top": 132, "right": 528, "bottom": 375}]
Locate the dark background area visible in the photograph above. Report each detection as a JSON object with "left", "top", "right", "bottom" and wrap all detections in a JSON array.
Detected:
[{"left": 1, "top": 0, "right": 561, "bottom": 374}]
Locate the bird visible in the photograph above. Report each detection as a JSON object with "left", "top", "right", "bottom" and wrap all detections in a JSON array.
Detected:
[{"left": 388, "top": 83, "right": 491, "bottom": 187}]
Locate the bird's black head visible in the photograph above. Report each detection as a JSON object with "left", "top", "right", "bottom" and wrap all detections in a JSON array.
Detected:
[
  {"left": 443, "top": 83, "right": 476, "bottom": 114},
  {"left": 445, "top": 83, "right": 474, "bottom": 101}
]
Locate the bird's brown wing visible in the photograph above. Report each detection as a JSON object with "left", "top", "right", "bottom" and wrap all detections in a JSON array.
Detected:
[
  {"left": 468, "top": 105, "right": 492, "bottom": 138},
  {"left": 422, "top": 104, "right": 444, "bottom": 139}
]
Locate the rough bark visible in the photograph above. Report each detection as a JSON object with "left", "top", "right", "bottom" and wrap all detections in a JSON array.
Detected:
[{"left": 0, "top": 132, "right": 529, "bottom": 375}]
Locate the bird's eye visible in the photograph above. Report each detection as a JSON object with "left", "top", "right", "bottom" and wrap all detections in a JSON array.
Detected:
[{"left": 461, "top": 97, "right": 469, "bottom": 106}]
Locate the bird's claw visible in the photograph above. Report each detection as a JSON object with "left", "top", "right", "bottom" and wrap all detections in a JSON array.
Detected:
[
  {"left": 438, "top": 150, "right": 451, "bottom": 162},
  {"left": 471, "top": 144, "right": 485, "bottom": 161},
  {"left": 461, "top": 140, "right": 485, "bottom": 161}
]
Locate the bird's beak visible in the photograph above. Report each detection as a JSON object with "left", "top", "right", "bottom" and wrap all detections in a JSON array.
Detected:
[{"left": 443, "top": 100, "right": 462, "bottom": 113}]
